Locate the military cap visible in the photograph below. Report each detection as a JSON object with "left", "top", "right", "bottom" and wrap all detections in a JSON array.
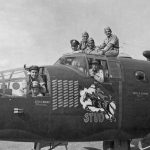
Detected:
[
  {"left": 88, "top": 37, "right": 95, "bottom": 43},
  {"left": 104, "top": 26, "right": 112, "bottom": 32},
  {"left": 29, "top": 65, "right": 39, "bottom": 71},
  {"left": 70, "top": 39, "right": 79, "bottom": 47},
  {"left": 31, "top": 81, "right": 40, "bottom": 88},
  {"left": 82, "top": 31, "right": 89, "bottom": 37}
]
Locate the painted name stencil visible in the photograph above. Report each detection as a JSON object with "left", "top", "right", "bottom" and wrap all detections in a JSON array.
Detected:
[{"left": 80, "top": 84, "right": 116, "bottom": 123}]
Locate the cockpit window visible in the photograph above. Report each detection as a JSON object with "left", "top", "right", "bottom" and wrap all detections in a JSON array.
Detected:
[
  {"left": 87, "top": 58, "right": 109, "bottom": 82},
  {"left": 108, "top": 61, "right": 121, "bottom": 79},
  {"left": 55, "top": 56, "right": 88, "bottom": 75},
  {"left": 0, "top": 66, "right": 50, "bottom": 98},
  {"left": 3, "top": 72, "right": 12, "bottom": 80},
  {"left": 0, "top": 69, "right": 27, "bottom": 97},
  {"left": 11, "top": 70, "right": 26, "bottom": 78},
  {"left": 56, "top": 57, "right": 73, "bottom": 65}
]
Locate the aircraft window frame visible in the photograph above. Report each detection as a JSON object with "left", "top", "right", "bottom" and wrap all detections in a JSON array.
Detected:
[
  {"left": 24, "top": 66, "right": 50, "bottom": 97},
  {"left": 107, "top": 60, "right": 121, "bottom": 79},
  {"left": 2, "top": 72, "right": 12, "bottom": 80},
  {"left": 86, "top": 56, "right": 109, "bottom": 82},
  {"left": 11, "top": 70, "right": 26, "bottom": 79},
  {"left": 0, "top": 67, "right": 51, "bottom": 98},
  {"left": 134, "top": 70, "right": 146, "bottom": 81},
  {"left": 55, "top": 55, "right": 88, "bottom": 75},
  {"left": 0, "top": 69, "right": 27, "bottom": 97},
  {"left": 39, "top": 67, "right": 50, "bottom": 96}
]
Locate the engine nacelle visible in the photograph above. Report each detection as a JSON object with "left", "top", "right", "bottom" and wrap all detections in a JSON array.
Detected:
[{"left": 143, "top": 50, "right": 150, "bottom": 61}]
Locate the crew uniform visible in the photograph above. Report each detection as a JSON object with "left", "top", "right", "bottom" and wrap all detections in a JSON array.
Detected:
[
  {"left": 31, "top": 81, "right": 43, "bottom": 97},
  {"left": 79, "top": 31, "right": 89, "bottom": 51},
  {"left": 84, "top": 46, "right": 100, "bottom": 55},
  {"left": 84, "top": 38, "right": 101, "bottom": 55},
  {"left": 89, "top": 59, "right": 104, "bottom": 83},
  {"left": 28, "top": 66, "right": 46, "bottom": 95},
  {"left": 100, "top": 27, "right": 119, "bottom": 57}
]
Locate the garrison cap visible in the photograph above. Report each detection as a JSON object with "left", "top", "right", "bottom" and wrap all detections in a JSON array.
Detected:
[
  {"left": 29, "top": 65, "right": 39, "bottom": 72},
  {"left": 104, "top": 26, "right": 112, "bottom": 32},
  {"left": 70, "top": 39, "right": 79, "bottom": 47},
  {"left": 31, "top": 81, "right": 40, "bottom": 88},
  {"left": 82, "top": 31, "right": 89, "bottom": 37}
]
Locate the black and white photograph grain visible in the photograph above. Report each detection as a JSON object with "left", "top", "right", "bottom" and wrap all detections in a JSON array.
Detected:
[{"left": 0, "top": 0, "right": 149, "bottom": 150}]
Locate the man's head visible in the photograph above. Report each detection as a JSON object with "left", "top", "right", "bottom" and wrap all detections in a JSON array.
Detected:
[
  {"left": 70, "top": 39, "right": 79, "bottom": 51},
  {"left": 31, "top": 81, "right": 40, "bottom": 96},
  {"left": 88, "top": 38, "right": 95, "bottom": 49},
  {"left": 82, "top": 31, "right": 89, "bottom": 42},
  {"left": 91, "top": 59, "right": 99, "bottom": 71},
  {"left": 104, "top": 26, "right": 112, "bottom": 38},
  {"left": 29, "top": 66, "right": 39, "bottom": 79}
]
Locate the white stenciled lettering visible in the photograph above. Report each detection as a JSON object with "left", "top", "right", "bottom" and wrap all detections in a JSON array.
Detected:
[
  {"left": 98, "top": 112, "right": 105, "bottom": 122},
  {"left": 83, "top": 113, "right": 105, "bottom": 123},
  {"left": 94, "top": 113, "right": 98, "bottom": 123},
  {"left": 89, "top": 113, "right": 93, "bottom": 123},
  {"left": 84, "top": 113, "right": 89, "bottom": 123}
]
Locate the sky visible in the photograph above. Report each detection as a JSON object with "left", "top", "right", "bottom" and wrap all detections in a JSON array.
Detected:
[{"left": 0, "top": 0, "right": 150, "bottom": 70}]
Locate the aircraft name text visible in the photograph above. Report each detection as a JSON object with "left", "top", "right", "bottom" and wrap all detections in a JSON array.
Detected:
[
  {"left": 35, "top": 100, "right": 50, "bottom": 106},
  {"left": 84, "top": 112, "right": 105, "bottom": 123},
  {"left": 132, "top": 91, "right": 149, "bottom": 97}
]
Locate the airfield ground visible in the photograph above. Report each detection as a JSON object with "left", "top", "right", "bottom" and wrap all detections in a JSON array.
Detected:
[
  {"left": 0, "top": 140, "right": 140, "bottom": 150},
  {"left": 0, "top": 141, "right": 103, "bottom": 150}
]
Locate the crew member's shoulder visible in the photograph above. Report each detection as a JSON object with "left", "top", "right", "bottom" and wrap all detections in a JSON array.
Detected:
[{"left": 112, "top": 34, "right": 119, "bottom": 39}]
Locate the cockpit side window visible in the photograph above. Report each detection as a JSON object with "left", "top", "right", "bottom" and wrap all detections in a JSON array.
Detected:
[
  {"left": 56, "top": 57, "right": 73, "bottom": 65},
  {"left": 0, "top": 69, "right": 27, "bottom": 97},
  {"left": 0, "top": 67, "right": 50, "bottom": 98},
  {"left": 25, "top": 66, "right": 49, "bottom": 97},
  {"left": 55, "top": 56, "right": 88, "bottom": 75},
  {"left": 108, "top": 61, "right": 121, "bottom": 79},
  {"left": 87, "top": 58, "right": 109, "bottom": 82}
]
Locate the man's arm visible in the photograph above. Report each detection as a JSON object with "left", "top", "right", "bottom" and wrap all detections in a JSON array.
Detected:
[
  {"left": 103, "top": 43, "right": 113, "bottom": 53},
  {"left": 94, "top": 70, "right": 104, "bottom": 83},
  {"left": 99, "top": 41, "right": 106, "bottom": 49},
  {"left": 89, "top": 69, "right": 94, "bottom": 77}
]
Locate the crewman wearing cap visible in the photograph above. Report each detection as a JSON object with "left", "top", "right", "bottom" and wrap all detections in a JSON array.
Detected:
[
  {"left": 84, "top": 38, "right": 101, "bottom": 55},
  {"left": 31, "top": 81, "right": 43, "bottom": 97},
  {"left": 70, "top": 39, "right": 80, "bottom": 51},
  {"left": 79, "top": 31, "right": 89, "bottom": 51},
  {"left": 89, "top": 59, "right": 104, "bottom": 83},
  {"left": 28, "top": 65, "right": 46, "bottom": 95},
  {"left": 99, "top": 26, "right": 119, "bottom": 57}
]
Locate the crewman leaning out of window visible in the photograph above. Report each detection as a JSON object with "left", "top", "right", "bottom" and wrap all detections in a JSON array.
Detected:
[
  {"left": 89, "top": 59, "right": 104, "bottom": 83},
  {"left": 31, "top": 81, "right": 43, "bottom": 97},
  {"left": 28, "top": 65, "right": 46, "bottom": 95}
]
